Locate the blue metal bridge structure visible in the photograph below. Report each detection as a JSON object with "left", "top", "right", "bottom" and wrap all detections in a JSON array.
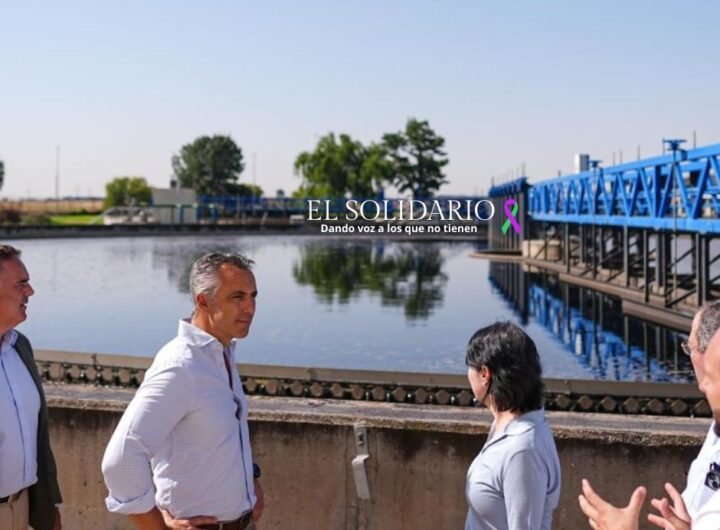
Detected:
[
  {"left": 487, "top": 140, "right": 720, "bottom": 326},
  {"left": 528, "top": 142, "right": 720, "bottom": 233}
]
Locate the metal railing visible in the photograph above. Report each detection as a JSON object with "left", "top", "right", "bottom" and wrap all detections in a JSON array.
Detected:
[{"left": 34, "top": 349, "right": 707, "bottom": 417}]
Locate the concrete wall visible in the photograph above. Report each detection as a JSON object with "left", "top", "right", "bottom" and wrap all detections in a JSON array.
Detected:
[
  {"left": 47, "top": 385, "right": 706, "bottom": 530},
  {"left": 150, "top": 187, "right": 198, "bottom": 224}
]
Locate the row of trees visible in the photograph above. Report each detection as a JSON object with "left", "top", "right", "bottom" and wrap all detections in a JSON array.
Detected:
[
  {"left": 104, "top": 118, "right": 448, "bottom": 207},
  {"left": 104, "top": 135, "right": 262, "bottom": 207},
  {"left": 167, "top": 118, "right": 449, "bottom": 200},
  {"left": 294, "top": 118, "right": 449, "bottom": 198}
]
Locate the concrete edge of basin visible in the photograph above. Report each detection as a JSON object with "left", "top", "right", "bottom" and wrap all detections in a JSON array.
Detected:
[{"left": 45, "top": 383, "right": 708, "bottom": 448}]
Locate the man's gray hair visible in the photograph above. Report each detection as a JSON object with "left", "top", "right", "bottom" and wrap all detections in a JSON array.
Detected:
[
  {"left": 0, "top": 245, "right": 21, "bottom": 272},
  {"left": 189, "top": 252, "right": 254, "bottom": 301},
  {"left": 697, "top": 300, "right": 720, "bottom": 353},
  {"left": 0, "top": 245, "right": 20, "bottom": 262}
]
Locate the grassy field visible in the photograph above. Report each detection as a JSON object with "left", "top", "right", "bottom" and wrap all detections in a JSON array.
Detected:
[
  {"left": 49, "top": 214, "right": 102, "bottom": 225},
  {"left": 2, "top": 199, "right": 104, "bottom": 214}
]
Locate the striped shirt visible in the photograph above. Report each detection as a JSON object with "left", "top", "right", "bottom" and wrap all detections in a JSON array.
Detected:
[{"left": 0, "top": 330, "right": 40, "bottom": 498}]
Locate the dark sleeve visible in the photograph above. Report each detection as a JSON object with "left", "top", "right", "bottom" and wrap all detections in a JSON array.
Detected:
[
  {"left": 16, "top": 333, "right": 63, "bottom": 506},
  {"left": 40, "top": 426, "right": 62, "bottom": 505}
]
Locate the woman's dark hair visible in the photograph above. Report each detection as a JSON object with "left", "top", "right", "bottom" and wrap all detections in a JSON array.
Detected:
[{"left": 466, "top": 321, "right": 544, "bottom": 413}]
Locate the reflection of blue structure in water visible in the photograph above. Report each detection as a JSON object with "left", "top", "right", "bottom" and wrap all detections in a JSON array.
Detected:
[
  {"left": 488, "top": 261, "right": 693, "bottom": 382},
  {"left": 528, "top": 284, "right": 687, "bottom": 382}
]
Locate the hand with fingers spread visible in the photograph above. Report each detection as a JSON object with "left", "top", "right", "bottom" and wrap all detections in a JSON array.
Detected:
[
  {"left": 578, "top": 478, "right": 647, "bottom": 530},
  {"left": 648, "top": 482, "right": 691, "bottom": 530}
]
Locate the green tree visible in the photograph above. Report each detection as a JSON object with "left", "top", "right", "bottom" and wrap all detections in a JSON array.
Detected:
[
  {"left": 294, "top": 133, "right": 389, "bottom": 198},
  {"left": 172, "top": 135, "right": 245, "bottom": 195},
  {"left": 227, "top": 182, "right": 263, "bottom": 197},
  {"left": 104, "top": 176, "right": 152, "bottom": 208},
  {"left": 382, "top": 118, "right": 449, "bottom": 198},
  {"left": 360, "top": 142, "right": 395, "bottom": 193},
  {"left": 0, "top": 158, "right": 4, "bottom": 193}
]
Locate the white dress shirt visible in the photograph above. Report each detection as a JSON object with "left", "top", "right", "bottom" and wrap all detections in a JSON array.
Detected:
[
  {"left": 683, "top": 422, "right": 720, "bottom": 519},
  {"left": 102, "top": 319, "right": 256, "bottom": 521},
  {"left": 693, "top": 489, "right": 720, "bottom": 529},
  {"left": 0, "top": 329, "right": 41, "bottom": 498}
]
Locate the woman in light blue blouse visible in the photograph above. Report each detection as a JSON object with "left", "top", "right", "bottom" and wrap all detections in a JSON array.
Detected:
[{"left": 464, "top": 322, "right": 561, "bottom": 530}]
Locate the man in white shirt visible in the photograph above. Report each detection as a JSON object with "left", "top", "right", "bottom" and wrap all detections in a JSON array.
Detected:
[
  {"left": 578, "top": 301, "right": 720, "bottom": 530},
  {"left": 681, "top": 301, "right": 720, "bottom": 516},
  {"left": 102, "top": 252, "right": 264, "bottom": 530},
  {"left": 0, "top": 245, "right": 62, "bottom": 530},
  {"left": 687, "top": 327, "right": 720, "bottom": 529}
]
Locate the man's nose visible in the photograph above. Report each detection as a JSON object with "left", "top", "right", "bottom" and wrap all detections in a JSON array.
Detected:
[
  {"left": 25, "top": 283, "right": 35, "bottom": 297},
  {"left": 244, "top": 299, "right": 256, "bottom": 315}
]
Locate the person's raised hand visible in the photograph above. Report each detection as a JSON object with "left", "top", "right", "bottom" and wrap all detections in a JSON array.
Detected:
[
  {"left": 648, "top": 482, "right": 691, "bottom": 530},
  {"left": 578, "top": 478, "right": 647, "bottom": 530}
]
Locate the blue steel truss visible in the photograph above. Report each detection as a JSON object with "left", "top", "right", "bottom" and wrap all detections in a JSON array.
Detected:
[
  {"left": 528, "top": 143, "right": 720, "bottom": 233},
  {"left": 488, "top": 178, "right": 528, "bottom": 198}
]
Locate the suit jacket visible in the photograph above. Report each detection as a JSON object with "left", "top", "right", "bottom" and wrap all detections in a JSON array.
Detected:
[{"left": 14, "top": 332, "right": 62, "bottom": 530}]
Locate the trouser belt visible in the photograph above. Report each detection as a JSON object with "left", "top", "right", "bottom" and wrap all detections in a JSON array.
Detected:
[{"left": 199, "top": 511, "right": 253, "bottom": 530}]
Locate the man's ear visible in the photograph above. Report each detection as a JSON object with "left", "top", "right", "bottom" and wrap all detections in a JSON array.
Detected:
[{"left": 196, "top": 292, "right": 210, "bottom": 312}]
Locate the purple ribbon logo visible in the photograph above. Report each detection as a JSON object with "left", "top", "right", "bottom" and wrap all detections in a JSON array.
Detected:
[{"left": 502, "top": 198, "right": 521, "bottom": 234}]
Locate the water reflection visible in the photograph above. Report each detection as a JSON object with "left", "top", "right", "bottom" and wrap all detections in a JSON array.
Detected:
[
  {"left": 489, "top": 261, "right": 694, "bottom": 382},
  {"left": 14, "top": 236, "right": 694, "bottom": 380},
  {"left": 151, "top": 241, "right": 255, "bottom": 294},
  {"left": 292, "top": 241, "right": 448, "bottom": 320},
  {"left": 148, "top": 237, "right": 451, "bottom": 321}
]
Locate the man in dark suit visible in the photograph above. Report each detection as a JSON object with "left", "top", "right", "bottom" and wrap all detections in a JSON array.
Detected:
[{"left": 0, "top": 245, "right": 62, "bottom": 530}]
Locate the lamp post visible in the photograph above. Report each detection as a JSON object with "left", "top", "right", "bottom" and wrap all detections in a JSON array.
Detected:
[{"left": 55, "top": 146, "right": 60, "bottom": 212}]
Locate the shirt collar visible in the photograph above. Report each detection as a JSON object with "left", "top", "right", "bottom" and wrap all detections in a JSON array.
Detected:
[
  {"left": 177, "top": 319, "right": 236, "bottom": 356},
  {"left": 482, "top": 408, "right": 547, "bottom": 453},
  {"left": 502, "top": 408, "right": 546, "bottom": 436},
  {"left": 0, "top": 329, "right": 18, "bottom": 355}
]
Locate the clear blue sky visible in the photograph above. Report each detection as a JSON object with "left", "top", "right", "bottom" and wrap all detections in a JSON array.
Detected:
[{"left": 1, "top": 0, "right": 719, "bottom": 199}]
